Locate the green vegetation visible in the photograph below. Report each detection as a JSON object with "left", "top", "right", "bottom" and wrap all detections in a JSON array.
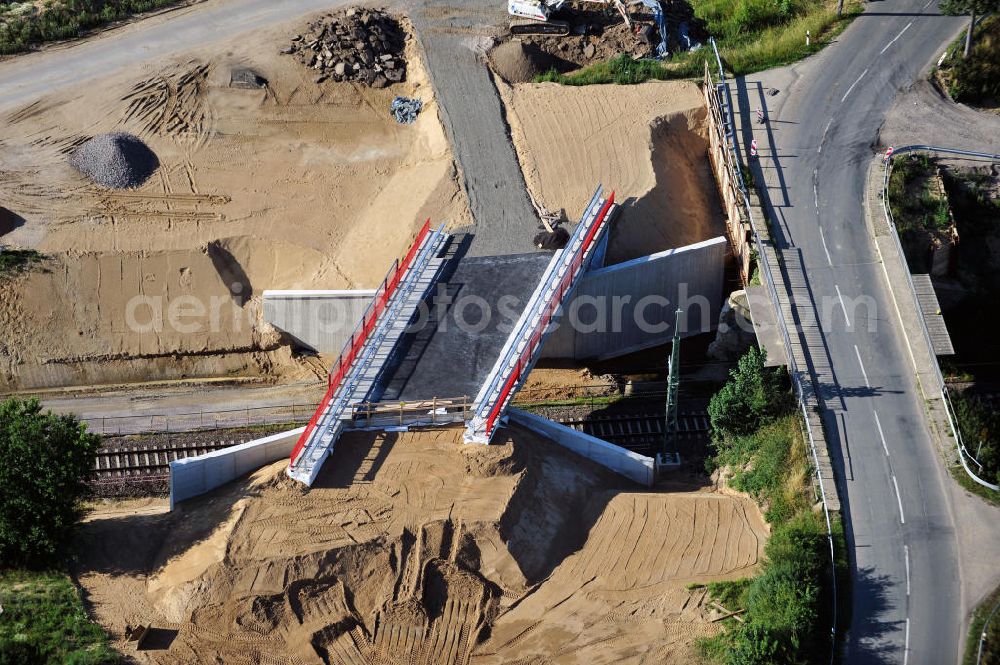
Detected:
[
  {"left": 708, "top": 346, "right": 790, "bottom": 440},
  {"left": 536, "top": 0, "right": 861, "bottom": 85},
  {"left": 887, "top": 154, "right": 956, "bottom": 271},
  {"left": 963, "top": 583, "right": 1000, "bottom": 665},
  {"left": 937, "top": 14, "right": 1000, "bottom": 105},
  {"left": 0, "top": 398, "right": 116, "bottom": 663},
  {"left": 0, "top": 248, "right": 44, "bottom": 277},
  {"left": 0, "top": 0, "right": 182, "bottom": 54},
  {"left": 952, "top": 393, "right": 1000, "bottom": 487},
  {"left": 701, "top": 348, "right": 836, "bottom": 665},
  {"left": 0, "top": 569, "right": 118, "bottom": 664},
  {"left": 0, "top": 397, "right": 101, "bottom": 566}
]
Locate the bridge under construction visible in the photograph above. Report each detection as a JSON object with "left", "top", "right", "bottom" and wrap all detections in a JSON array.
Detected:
[{"left": 288, "top": 187, "right": 616, "bottom": 485}]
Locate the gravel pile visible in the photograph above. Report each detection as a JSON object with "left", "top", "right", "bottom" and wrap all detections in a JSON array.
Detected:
[
  {"left": 70, "top": 132, "right": 159, "bottom": 189},
  {"left": 283, "top": 7, "right": 407, "bottom": 88}
]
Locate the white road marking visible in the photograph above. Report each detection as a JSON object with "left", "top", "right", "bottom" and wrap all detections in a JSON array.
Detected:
[
  {"left": 880, "top": 21, "right": 913, "bottom": 54},
  {"left": 813, "top": 169, "right": 820, "bottom": 208},
  {"left": 874, "top": 410, "right": 890, "bottom": 457},
  {"left": 904, "top": 617, "right": 911, "bottom": 665},
  {"left": 892, "top": 474, "right": 906, "bottom": 524},
  {"left": 819, "top": 227, "right": 833, "bottom": 266},
  {"left": 841, "top": 67, "right": 869, "bottom": 103},
  {"left": 904, "top": 545, "right": 910, "bottom": 596},
  {"left": 819, "top": 118, "right": 833, "bottom": 154},
  {"left": 854, "top": 344, "right": 870, "bottom": 387},
  {"left": 835, "top": 284, "right": 851, "bottom": 326}
]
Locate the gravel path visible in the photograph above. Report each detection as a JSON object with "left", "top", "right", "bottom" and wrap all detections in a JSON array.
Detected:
[
  {"left": 880, "top": 79, "right": 1000, "bottom": 154},
  {"left": 409, "top": 1, "right": 541, "bottom": 257}
]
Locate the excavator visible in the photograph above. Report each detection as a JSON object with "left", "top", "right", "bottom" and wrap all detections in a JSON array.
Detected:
[
  {"left": 507, "top": 0, "right": 630, "bottom": 37},
  {"left": 507, "top": 0, "right": 669, "bottom": 59}
]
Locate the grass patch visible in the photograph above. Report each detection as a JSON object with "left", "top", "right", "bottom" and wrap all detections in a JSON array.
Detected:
[
  {"left": 0, "top": 248, "right": 44, "bottom": 277},
  {"left": 963, "top": 583, "right": 1000, "bottom": 665},
  {"left": 950, "top": 465, "right": 1000, "bottom": 507},
  {"left": 536, "top": 0, "right": 861, "bottom": 85},
  {"left": 0, "top": 569, "right": 118, "bottom": 664},
  {"left": 0, "top": 0, "right": 183, "bottom": 54},
  {"left": 937, "top": 14, "right": 1000, "bottom": 107}
]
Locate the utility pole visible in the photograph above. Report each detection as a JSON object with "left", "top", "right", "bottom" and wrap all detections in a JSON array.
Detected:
[{"left": 662, "top": 308, "right": 683, "bottom": 464}]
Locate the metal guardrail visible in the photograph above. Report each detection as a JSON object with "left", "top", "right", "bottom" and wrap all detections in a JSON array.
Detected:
[
  {"left": 707, "top": 39, "right": 838, "bottom": 661},
  {"left": 881, "top": 145, "right": 1000, "bottom": 491}
]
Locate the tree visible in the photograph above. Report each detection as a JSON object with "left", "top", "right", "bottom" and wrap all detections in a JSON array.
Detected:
[
  {"left": 709, "top": 347, "right": 789, "bottom": 439},
  {"left": 0, "top": 397, "right": 100, "bottom": 567},
  {"left": 941, "top": 0, "right": 1000, "bottom": 58}
]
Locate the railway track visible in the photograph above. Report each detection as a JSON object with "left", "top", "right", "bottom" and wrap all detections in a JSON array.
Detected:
[
  {"left": 93, "top": 440, "right": 237, "bottom": 480},
  {"left": 91, "top": 413, "right": 712, "bottom": 481},
  {"left": 553, "top": 412, "right": 711, "bottom": 452}
]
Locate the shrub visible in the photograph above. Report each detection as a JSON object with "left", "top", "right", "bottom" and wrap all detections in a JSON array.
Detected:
[
  {"left": 0, "top": 397, "right": 101, "bottom": 567},
  {"left": 709, "top": 347, "right": 790, "bottom": 439}
]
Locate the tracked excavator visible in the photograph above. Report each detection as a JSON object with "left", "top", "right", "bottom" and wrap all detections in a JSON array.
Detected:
[
  {"left": 507, "top": 0, "right": 630, "bottom": 37},
  {"left": 507, "top": 0, "right": 669, "bottom": 58}
]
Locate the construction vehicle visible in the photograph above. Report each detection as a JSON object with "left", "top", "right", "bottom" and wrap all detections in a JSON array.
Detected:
[{"left": 507, "top": 0, "right": 631, "bottom": 37}]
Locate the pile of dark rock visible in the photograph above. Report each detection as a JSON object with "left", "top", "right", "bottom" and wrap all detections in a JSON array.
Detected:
[{"left": 283, "top": 7, "right": 407, "bottom": 88}]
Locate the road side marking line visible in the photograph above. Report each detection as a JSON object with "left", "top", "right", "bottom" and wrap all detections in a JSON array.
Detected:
[
  {"left": 880, "top": 21, "right": 913, "bottom": 54},
  {"left": 820, "top": 227, "right": 833, "bottom": 266},
  {"left": 835, "top": 284, "right": 851, "bottom": 326},
  {"left": 892, "top": 474, "right": 906, "bottom": 524},
  {"left": 874, "top": 410, "right": 890, "bottom": 457},
  {"left": 904, "top": 544, "right": 910, "bottom": 596},
  {"left": 904, "top": 617, "right": 911, "bottom": 665},
  {"left": 841, "top": 67, "right": 869, "bottom": 103},
  {"left": 854, "top": 344, "right": 870, "bottom": 387}
]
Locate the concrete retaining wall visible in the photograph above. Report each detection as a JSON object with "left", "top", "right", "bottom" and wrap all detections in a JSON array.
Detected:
[
  {"left": 508, "top": 409, "right": 655, "bottom": 486},
  {"left": 262, "top": 290, "right": 375, "bottom": 353},
  {"left": 541, "top": 236, "right": 727, "bottom": 360},
  {"left": 169, "top": 426, "right": 305, "bottom": 510}
]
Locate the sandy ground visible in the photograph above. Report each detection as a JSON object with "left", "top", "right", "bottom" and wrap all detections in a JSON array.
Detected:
[
  {"left": 499, "top": 80, "right": 725, "bottom": 264},
  {"left": 0, "top": 13, "right": 470, "bottom": 391},
  {"left": 76, "top": 424, "right": 767, "bottom": 664}
]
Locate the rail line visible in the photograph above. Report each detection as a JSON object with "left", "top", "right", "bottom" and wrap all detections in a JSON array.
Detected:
[
  {"left": 93, "top": 440, "right": 236, "bottom": 479},
  {"left": 553, "top": 412, "right": 710, "bottom": 451}
]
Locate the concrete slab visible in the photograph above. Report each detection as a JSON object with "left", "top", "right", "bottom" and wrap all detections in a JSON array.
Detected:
[
  {"left": 745, "top": 284, "right": 788, "bottom": 367},
  {"left": 378, "top": 252, "right": 552, "bottom": 401},
  {"left": 911, "top": 274, "right": 955, "bottom": 356}
]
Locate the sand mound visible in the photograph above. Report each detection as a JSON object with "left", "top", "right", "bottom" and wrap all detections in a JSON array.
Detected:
[
  {"left": 76, "top": 425, "right": 768, "bottom": 664},
  {"left": 488, "top": 39, "right": 559, "bottom": 84},
  {"left": 502, "top": 80, "right": 725, "bottom": 263},
  {"left": 70, "top": 132, "right": 159, "bottom": 189}
]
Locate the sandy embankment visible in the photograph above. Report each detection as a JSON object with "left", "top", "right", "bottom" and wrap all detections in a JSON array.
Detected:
[
  {"left": 499, "top": 80, "right": 725, "bottom": 264},
  {"left": 0, "top": 14, "right": 470, "bottom": 391},
  {"left": 77, "top": 424, "right": 768, "bottom": 664}
]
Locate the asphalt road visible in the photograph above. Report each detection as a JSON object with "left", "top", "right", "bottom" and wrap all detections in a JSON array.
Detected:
[{"left": 738, "top": 2, "right": 969, "bottom": 662}]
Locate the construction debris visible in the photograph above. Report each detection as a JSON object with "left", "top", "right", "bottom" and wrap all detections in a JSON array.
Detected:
[
  {"left": 229, "top": 67, "right": 268, "bottom": 89},
  {"left": 70, "top": 132, "right": 159, "bottom": 189},
  {"left": 390, "top": 96, "right": 422, "bottom": 124},
  {"left": 283, "top": 7, "right": 407, "bottom": 87}
]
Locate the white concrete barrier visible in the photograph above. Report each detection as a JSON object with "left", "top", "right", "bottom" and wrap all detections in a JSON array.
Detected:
[
  {"left": 508, "top": 409, "right": 655, "bottom": 486},
  {"left": 169, "top": 426, "right": 305, "bottom": 510}
]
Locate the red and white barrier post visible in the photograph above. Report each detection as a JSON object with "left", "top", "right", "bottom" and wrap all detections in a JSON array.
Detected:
[
  {"left": 884, "top": 146, "right": 894, "bottom": 163},
  {"left": 756, "top": 108, "right": 765, "bottom": 124},
  {"left": 750, "top": 138, "right": 758, "bottom": 158}
]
